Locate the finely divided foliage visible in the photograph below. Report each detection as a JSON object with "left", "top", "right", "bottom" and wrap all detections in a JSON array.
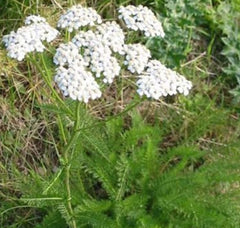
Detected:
[{"left": 3, "top": 4, "right": 192, "bottom": 103}]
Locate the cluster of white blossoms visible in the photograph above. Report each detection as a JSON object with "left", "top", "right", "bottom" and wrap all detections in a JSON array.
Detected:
[
  {"left": 24, "top": 15, "right": 46, "bottom": 25},
  {"left": 136, "top": 60, "right": 192, "bottom": 99},
  {"left": 2, "top": 15, "right": 59, "bottom": 61},
  {"left": 124, "top": 44, "right": 151, "bottom": 74},
  {"left": 54, "top": 65, "right": 101, "bottom": 103},
  {"left": 118, "top": 5, "right": 165, "bottom": 38},
  {"left": 57, "top": 5, "right": 102, "bottom": 32},
  {"left": 83, "top": 37, "right": 121, "bottom": 84},
  {"left": 53, "top": 41, "right": 103, "bottom": 102},
  {"left": 53, "top": 42, "right": 88, "bottom": 66},
  {"left": 72, "top": 30, "right": 97, "bottom": 48},
  {"left": 72, "top": 30, "right": 121, "bottom": 83},
  {"left": 96, "top": 22, "right": 125, "bottom": 55},
  {"left": 54, "top": 25, "right": 122, "bottom": 101},
  {"left": 3, "top": 4, "right": 193, "bottom": 103},
  {"left": 72, "top": 22, "right": 125, "bottom": 55}
]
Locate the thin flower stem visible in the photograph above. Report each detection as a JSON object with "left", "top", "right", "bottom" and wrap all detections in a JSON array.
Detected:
[
  {"left": 63, "top": 101, "right": 81, "bottom": 228},
  {"left": 63, "top": 102, "right": 81, "bottom": 155},
  {"left": 32, "top": 52, "right": 79, "bottom": 227},
  {"left": 65, "top": 164, "right": 77, "bottom": 228},
  {"left": 30, "top": 54, "right": 73, "bottom": 117},
  {"left": 57, "top": 114, "right": 67, "bottom": 145},
  {"left": 40, "top": 54, "right": 73, "bottom": 113},
  {"left": 68, "top": 0, "right": 73, "bottom": 7},
  {"left": 29, "top": 53, "right": 77, "bottom": 226}
]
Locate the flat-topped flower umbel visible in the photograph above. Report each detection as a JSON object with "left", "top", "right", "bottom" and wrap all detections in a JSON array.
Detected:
[
  {"left": 137, "top": 60, "right": 192, "bottom": 99},
  {"left": 3, "top": 15, "right": 59, "bottom": 61},
  {"left": 57, "top": 5, "right": 102, "bottom": 32},
  {"left": 54, "top": 65, "right": 102, "bottom": 103},
  {"left": 118, "top": 5, "right": 165, "bottom": 37},
  {"left": 123, "top": 44, "right": 151, "bottom": 74}
]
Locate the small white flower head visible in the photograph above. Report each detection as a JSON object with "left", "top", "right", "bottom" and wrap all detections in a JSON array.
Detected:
[
  {"left": 73, "top": 32, "right": 120, "bottom": 83},
  {"left": 2, "top": 18, "right": 59, "bottom": 61},
  {"left": 36, "top": 22, "right": 60, "bottom": 42},
  {"left": 57, "top": 5, "right": 102, "bottom": 32},
  {"left": 72, "top": 30, "right": 97, "bottom": 48},
  {"left": 124, "top": 44, "right": 151, "bottom": 74},
  {"left": 96, "top": 21, "right": 125, "bottom": 55},
  {"left": 118, "top": 5, "right": 165, "bottom": 38},
  {"left": 136, "top": 60, "right": 192, "bottom": 99},
  {"left": 84, "top": 37, "right": 121, "bottom": 84},
  {"left": 53, "top": 42, "right": 88, "bottom": 66},
  {"left": 25, "top": 15, "right": 46, "bottom": 25},
  {"left": 54, "top": 65, "right": 102, "bottom": 103}
]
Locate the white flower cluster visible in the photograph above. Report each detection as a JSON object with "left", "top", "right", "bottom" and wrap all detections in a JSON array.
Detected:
[
  {"left": 84, "top": 38, "right": 120, "bottom": 83},
  {"left": 2, "top": 15, "right": 59, "bottom": 61},
  {"left": 54, "top": 65, "right": 101, "bottom": 103},
  {"left": 53, "top": 41, "right": 103, "bottom": 102},
  {"left": 53, "top": 42, "right": 88, "bottom": 66},
  {"left": 72, "top": 31, "right": 121, "bottom": 83},
  {"left": 124, "top": 44, "right": 151, "bottom": 74},
  {"left": 54, "top": 25, "right": 122, "bottom": 102},
  {"left": 57, "top": 5, "right": 102, "bottom": 32},
  {"left": 25, "top": 15, "right": 46, "bottom": 25},
  {"left": 72, "top": 22, "right": 125, "bottom": 55},
  {"left": 118, "top": 5, "right": 165, "bottom": 38},
  {"left": 96, "top": 22, "right": 125, "bottom": 55},
  {"left": 3, "top": 4, "right": 192, "bottom": 103},
  {"left": 136, "top": 60, "right": 192, "bottom": 99},
  {"left": 72, "top": 30, "right": 97, "bottom": 48}
]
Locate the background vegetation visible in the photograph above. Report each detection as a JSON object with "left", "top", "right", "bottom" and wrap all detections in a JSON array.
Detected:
[{"left": 0, "top": 0, "right": 240, "bottom": 227}]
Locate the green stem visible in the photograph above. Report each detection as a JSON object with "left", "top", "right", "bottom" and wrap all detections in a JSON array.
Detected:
[
  {"left": 39, "top": 54, "right": 74, "bottom": 117},
  {"left": 63, "top": 101, "right": 81, "bottom": 228},
  {"left": 68, "top": 0, "right": 74, "bottom": 7},
  {"left": 64, "top": 163, "right": 77, "bottom": 228},
  {"left": 31, "top": 53, "right": 78, "bottom": 227},
  {"left": 57, "top": 114, "right": 67, "bottom": 145},
  {"left": 29, "top": 54, "right": 73, "bottom": 117}
]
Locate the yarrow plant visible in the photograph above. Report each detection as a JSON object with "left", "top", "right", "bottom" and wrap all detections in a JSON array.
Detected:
[{"left": 2, "top": 4, "right": 192, "bottom": 228}]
